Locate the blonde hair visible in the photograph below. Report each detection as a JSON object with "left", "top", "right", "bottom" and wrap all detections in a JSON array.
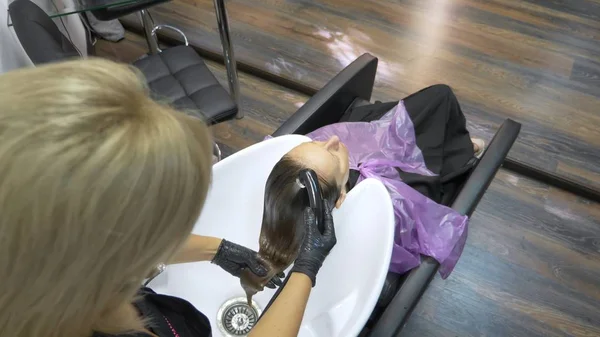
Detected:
[{"left": 0, "top": 59, "right": 213, "bottom": 337}]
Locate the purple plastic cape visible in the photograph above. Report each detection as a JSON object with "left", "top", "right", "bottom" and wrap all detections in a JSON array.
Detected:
[{"left": 305, "top": 102, "right": 469, "bottom": 278}]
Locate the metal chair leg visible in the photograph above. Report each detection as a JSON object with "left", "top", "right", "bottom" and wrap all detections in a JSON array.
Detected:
[
  {"left": 144, "top": 263, "right": 166, "bottom": 286},
  {"left": 213, "top": 0, "right": 242, "bottom": 118},
  {"left": 213, "top": 142, "right": 222, "bottom": 163},
  {"left": 140, "top": 9, "right": 159, "bottom": 54}
]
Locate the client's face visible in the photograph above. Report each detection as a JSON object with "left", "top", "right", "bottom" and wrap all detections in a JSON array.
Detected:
[{"left": 288, "top": 136, "right": 350, "bottom": 205}]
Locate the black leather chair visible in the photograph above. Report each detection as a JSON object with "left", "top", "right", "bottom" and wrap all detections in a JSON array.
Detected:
[
  {"left": 8, "top": 0, "right": 237, "bottom": 124},
  {"left": 272, "top": 53, "right": 521, "bottom": 336}
]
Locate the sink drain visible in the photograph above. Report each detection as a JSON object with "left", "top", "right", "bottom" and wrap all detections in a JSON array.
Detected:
[{"left": 217, "top": 297, "right": 262, "bottom": 336}]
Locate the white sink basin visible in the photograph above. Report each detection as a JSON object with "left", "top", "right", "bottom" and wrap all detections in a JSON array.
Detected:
[{"left": 148, "top": 135, "right": 395, "bottom": 337}]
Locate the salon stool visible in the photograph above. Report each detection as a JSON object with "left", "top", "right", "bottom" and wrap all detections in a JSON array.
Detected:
[
  {"left": 88, "top": 0, "right": 238, "bottom": 123},
  {"left": 9, "top": 0, "right": 238, "bottom": 125},
  {"left": 134, "top": 46, "right": 237, "bottom": 123}
]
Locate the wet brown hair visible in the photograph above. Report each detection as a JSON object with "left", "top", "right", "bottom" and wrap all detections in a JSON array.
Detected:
[{"left": 240, "top": 154, "right": 341, "bottom": 301}]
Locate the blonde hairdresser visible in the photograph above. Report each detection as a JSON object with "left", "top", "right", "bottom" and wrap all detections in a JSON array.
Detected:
[{"left": 0, "top": 59, "right": 336, "bottom": 337}]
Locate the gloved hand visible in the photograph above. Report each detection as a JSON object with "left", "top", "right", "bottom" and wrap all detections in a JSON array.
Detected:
[
  {"left": 290, "top": 200, "right": 337, "bottom": 287},
  {"left": 212, "top": 239, "right": 284, "bottom": 289}
]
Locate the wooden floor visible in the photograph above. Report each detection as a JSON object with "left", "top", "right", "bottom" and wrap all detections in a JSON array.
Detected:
[
  {"left": 405, "top": 170, "right": 600, "bottom": 337},
  {"left": 96, "top": 32, "right": 600, "bottom": 337},
  {"left": 120, "top": 0, "right": 600, "bottom": 193}
]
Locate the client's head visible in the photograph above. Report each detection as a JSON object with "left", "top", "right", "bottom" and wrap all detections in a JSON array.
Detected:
[{"left": 241, "top": 136, "right": 350, "bottom": 296}]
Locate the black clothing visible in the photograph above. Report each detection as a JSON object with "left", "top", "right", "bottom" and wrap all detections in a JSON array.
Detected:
[
  {"left": 93, "top": 288, "right": 211, "bottom": 337},
  {"left": 343, "top": 85, "right": 476, "bottom": 205}
]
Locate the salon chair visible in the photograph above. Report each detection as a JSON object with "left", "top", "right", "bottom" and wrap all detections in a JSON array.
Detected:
[
  {"left": 273, "top": 53, "right": 521, "bottom": 336},
  {"left": 8, "top": 0, "right": 237, "bottom": 124}
]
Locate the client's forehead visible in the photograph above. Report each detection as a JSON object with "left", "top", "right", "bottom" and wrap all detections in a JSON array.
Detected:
[{"left": 288, "top": 142, "right": 338, "bottom": 180}]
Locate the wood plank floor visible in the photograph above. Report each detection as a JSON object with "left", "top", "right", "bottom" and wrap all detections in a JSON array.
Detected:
[
  {"left": 404, "top": 170, "right": 600, "bottom": 337},
  {"left": 95, "top": 33, "right": 600, "bottom": 337},
  {"left": 120, "top": 0, "right": 600, "bottom": 192}
]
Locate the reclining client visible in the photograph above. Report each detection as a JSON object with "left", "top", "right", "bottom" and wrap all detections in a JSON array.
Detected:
[{"left": 242, "top": 85, "right": 484, "bottom": 300}]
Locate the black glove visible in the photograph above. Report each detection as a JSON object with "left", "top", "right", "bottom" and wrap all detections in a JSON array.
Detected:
[
  {"left": 212, "top": 239, "right": 284, "bottom": 289},
  {"left": 290, "top": 200, "right": 337, "bottom": 287}
]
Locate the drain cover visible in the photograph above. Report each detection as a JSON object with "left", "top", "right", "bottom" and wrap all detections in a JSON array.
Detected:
[{"left": 217, "top": 297, "right": 262, "bottom": 336}]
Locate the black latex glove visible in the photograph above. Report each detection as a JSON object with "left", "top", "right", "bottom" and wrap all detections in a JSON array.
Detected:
[
  {"left": 290, "top": 200, "right": 337, "bottom": 287},
  {"left": 212, "top": 239, "right": 284, "bottom": 289}
]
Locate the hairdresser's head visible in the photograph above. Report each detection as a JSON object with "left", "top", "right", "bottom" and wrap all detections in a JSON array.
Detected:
[
  {"left": 256, "top": 136, "right": 349, "bottom": 275},
  {"left": 0, "top": 59, "right": 213, "bottom": 337}
]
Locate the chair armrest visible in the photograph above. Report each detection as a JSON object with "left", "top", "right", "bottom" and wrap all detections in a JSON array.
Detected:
[
  {"left": 369, "top": 119, "right": 521, "bottom": 337},
  {"left": 451, "top": 118, "right": 522, "bottom": 216},
  {"left": 272, "top": 53, "right": 378, "bottom": 136}
]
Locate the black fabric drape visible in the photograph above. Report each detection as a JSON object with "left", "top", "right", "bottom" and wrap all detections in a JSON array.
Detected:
[{"left": 343, "top": 84, "right": 475, "bottom": 204}]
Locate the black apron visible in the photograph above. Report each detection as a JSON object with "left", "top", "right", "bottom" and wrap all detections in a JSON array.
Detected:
[{"left": 94, "top": 288, "right": 211, "bottom": 337}]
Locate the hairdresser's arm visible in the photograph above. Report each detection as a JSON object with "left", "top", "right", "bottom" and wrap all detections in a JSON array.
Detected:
[
  {"left": 248, "top": 272, "right": 312, "bottom": 336},
  {"left": 168, "top": 235, "right": 283, "bottom": 288},
  {"left": 168, "top": 235, "right": 222, "bottom": 264},
  {"left": 250, "top": 203, "right": 337, "bottom": 336}
]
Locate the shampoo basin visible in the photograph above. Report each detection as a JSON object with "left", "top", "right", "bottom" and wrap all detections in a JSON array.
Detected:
[{"left": 148, "top": 135, "right": 395, "bottom": 337}]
